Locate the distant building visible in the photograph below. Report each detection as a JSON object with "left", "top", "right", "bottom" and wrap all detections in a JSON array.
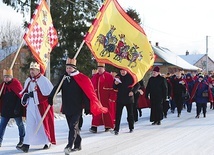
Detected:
[
  {"left": 180, "top": 51, "right": 214, "bottom": 73},
  {"left": 0, "top": 41, "right": 29, "bottom": 83},
  {"left": 151, "top": 42, "right": 201, "bottom": 74},
  {"left": 143, "top": 42, "right": 202, "bottom": 84}
]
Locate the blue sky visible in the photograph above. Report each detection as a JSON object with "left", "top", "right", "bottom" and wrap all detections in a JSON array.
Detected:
[{"left": 0, "top": 0, "right": 214, "bottom": 60}]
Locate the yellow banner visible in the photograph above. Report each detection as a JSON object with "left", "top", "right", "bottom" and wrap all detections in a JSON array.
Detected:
[{"left": 85, "top": 0, "right": 154, "bottom": 85}]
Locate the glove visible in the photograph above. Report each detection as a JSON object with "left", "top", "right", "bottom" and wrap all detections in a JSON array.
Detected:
[
  {"left": 64, "top": 72, "right": 69, "bottom": 76},
  {"left": 48, "top": 96, "right": 53, "bottom": 106},
  {"left": 84, "top": 109, "right": 90, "bottom": 115},
  {"left": 28, "top": 91, "right": 34, "bottom": 97},
  {"left": 22, "top": 93, "right": 29, "bottom": 106}
]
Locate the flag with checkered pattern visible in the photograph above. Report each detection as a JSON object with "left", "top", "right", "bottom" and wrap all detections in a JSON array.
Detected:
[{"left": 24, "top": 0, "right": 58, "bottom": 74}]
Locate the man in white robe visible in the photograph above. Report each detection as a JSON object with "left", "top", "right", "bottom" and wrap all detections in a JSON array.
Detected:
[{"left": 17, "top": 62, "right": 56, "bottom": 153}]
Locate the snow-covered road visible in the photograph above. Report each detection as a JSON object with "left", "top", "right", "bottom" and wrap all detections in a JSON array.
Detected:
[{"left": 1, "top": 102, "right": 214, "bottom": 155}]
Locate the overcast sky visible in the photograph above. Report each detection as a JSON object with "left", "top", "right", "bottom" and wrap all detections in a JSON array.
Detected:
[
  {"left": 118, "top": 0, "right": 214, "bottom": 60},
  {"left": 0, "top": 0, "right": 214, "bottom": 60}
]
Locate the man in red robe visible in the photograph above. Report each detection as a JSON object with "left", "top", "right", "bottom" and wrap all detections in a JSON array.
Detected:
[
  {"left": 17, "top": 62, "right": 56, "bottom": 153},
  {"left": 90, "top": 63, "right": 116, "bottom": 133}
]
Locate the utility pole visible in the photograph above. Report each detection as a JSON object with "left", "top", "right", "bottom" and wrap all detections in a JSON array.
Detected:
[
  {"left": 46, "top": 0, "right": 51, "bottom": 80},
  {"left": 206, "top": 36, "right": 208, "bottom": 74}
]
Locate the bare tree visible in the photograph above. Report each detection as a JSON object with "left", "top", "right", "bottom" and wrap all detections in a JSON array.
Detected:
[{"left": 0, "top": 20, "right": 24, "bottom": 48}]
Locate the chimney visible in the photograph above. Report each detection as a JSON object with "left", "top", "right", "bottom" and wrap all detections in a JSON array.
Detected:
[
  {"left": 186, "top": 50, "right": 189, "bottom": 55},
  {"left": 2, "top": 36, "right": 7, "bottom": 49},
  {"left": 155, "top": 42, "right": 159, "bottom": 46}
]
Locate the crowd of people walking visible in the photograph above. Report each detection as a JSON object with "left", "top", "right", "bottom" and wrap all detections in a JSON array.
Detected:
[{"left": 0, "top": 60, "right": 213, "bottom": 154}]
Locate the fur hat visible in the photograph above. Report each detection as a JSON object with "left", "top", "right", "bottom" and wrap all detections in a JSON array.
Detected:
[
  {"left": 30, "top": 62, "right": 40, "bottom": 70},
  {"left": 3, "top": 69, "right": 13, "bottom": 77},
  {"left": 153, "top": 66, "right": 160, "bottom": 72}
]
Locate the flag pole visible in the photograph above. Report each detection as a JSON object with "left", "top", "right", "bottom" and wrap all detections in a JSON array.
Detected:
[
  {"left": 34, "top": 75, "right": 66, "bottom": 135},
  {"left": 35, "top": 40, "right": 85, "bottom": 134},
  {"left": 46, "top": 0, "right": 51, "bottom": 80},
  {"left": 74, "top": 40, "right": 85, "bottom": 59},
  {"left": 0, "top": 39, "right": 24, "bottom": 97},
  {"left": 10, "top": 39, "right": 24, "bottom": 69}
]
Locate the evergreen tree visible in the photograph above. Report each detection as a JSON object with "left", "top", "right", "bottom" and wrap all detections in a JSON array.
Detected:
[{"left": 2, "top": 1, "right": 142, "bottom": 84}]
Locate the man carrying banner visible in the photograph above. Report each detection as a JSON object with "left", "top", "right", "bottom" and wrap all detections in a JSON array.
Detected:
[
  {"left": 17, "top": 62, "right": 56, "bottom": 153},
  {"left": 0, "top": 69, "right": 25, "bottom": 148},
  {"left": 90, "top": 62, "right": 116, "bottom": 133},
  {"left": 48, "top": 58, "right": 108, "bottom": 154}
]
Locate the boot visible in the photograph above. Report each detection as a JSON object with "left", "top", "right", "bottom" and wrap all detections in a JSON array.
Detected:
[
  {"left": 139, "top": 109, "right": 142, "bottom": 117},
  {"left": 16, "top": 138, "right": 24, "bottom": 147},
  {"left": 43, "top": 144, "right": 51, "bottom": 149},
  {"left": 16, "top": 144, "right": 29, "bottom": 153},
  {"left": 89, "top": 127, "right": 97, "bottom": 133},
  {"left": 203, "top": 113, "right": 206, "bottom": 118},
  {"left": 195, "top": 115, "right": 199, "bottom": 118},
  {"left": 64, "top": 146, "right": 72, "bottom": 155},
  {"left": 72, "top": 144, "right": 82, "bottom": 152},
  {"left": 157, "top": 121, "right": 161, "bottom": 125},
  {"left": 104, "top": 128, "right": 110, "bottom": 132},
  {"left": 151, "top": 121, "right": 157, "bottom": 125}
]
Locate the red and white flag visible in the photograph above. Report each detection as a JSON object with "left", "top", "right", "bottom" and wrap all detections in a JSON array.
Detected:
[{"left": 24, "top": 0, "right": 58, "bottom": 74}]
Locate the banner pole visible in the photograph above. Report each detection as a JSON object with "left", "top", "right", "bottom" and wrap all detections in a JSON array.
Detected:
[
  {"left": 0, "top": 40, "right": 24, "bottom": 98},
  {"left": 35, "top": 39, "right": 85, "bottom": 134},
  {"left": 10, "top": 40, "right": 24, "bottom": 69},
  {"left": 74, "top": 40, "right": 85, "bottom": 59},
  {"left": 34, "top": 75, "right": 66, "bottom": 134}
]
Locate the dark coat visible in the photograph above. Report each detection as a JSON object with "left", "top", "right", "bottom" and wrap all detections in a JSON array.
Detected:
[
  {"left": 113, "top": 73, "right": 140, "bottom": 104},
  {"left": 146, "top": 74, "right": 168, "bottom": 122},
  {"left": 170, "top": 76, "right": 187, "bottom": 99},
  {"left": 50, "top": 75, "right": 90, "bottom": 115},
  {"left": 166, "top": 77, "right": 172, "bottom": 98},
  {"left": 190, "top": 80, "right": 213, "bottom": 103},
  {"left": 0, "top": 79, "right": 23, "bottom": 118}
]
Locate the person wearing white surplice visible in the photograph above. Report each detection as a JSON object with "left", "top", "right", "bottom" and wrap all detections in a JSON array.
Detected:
[{"left": 17, "top": 62, "right": 56, "bottom": 153}]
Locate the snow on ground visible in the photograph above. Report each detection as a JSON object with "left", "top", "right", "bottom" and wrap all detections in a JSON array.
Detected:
[{"left": 1, "top": 102, "right": 214, "bottom": 155}]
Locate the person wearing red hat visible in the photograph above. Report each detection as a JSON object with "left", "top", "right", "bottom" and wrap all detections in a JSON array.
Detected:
[{"left": 145, "top": 66, "right": 168, "bottom": 125}]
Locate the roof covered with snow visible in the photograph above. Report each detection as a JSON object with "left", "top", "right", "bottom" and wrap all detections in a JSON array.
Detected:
[
  {"left": 179, "top": 54, "right": 205, "bottom": 65},
  {"left": 0, "top": 46, "right": 18, "bottom": 61},
  {"left": 152, "top": 45, "right": 201, "bottom": 70}
]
